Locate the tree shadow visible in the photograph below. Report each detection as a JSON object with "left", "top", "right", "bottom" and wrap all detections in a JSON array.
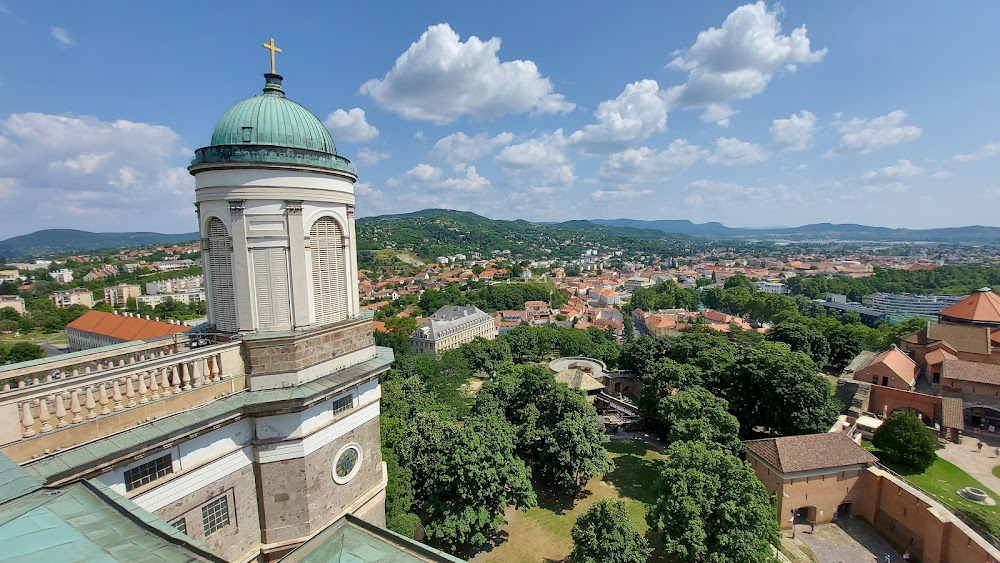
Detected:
[
  {"left": 455, "top": 528, "right": 510, "bottom": 559},
  {"left": 644, "top": 527, "right": 670, "bottom": 563},
  {"left": 603, "top": 445, "right": 663, "bottom": 505},
  {"left": 535, "top": 483, "right": 593, "bottom": 515}
]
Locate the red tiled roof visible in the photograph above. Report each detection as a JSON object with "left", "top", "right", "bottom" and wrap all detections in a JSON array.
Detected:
[
  {"left": 67, "top": 311, "right": 190, "bottom": 341},
  {"left": 744, "top": 432, "right": 877, "bottom": 474},
  {"left": 865, "top": 346, "right": 919, "bottom": 386},
  {"left": 942, "top": 359, "right": 1000, "bottom": 386},
  {"left": 939, "top": 288, "right": 1000, "bottom": 324},
  {"left": 924, "top": 348, "right": 958, "bottom": 365}
]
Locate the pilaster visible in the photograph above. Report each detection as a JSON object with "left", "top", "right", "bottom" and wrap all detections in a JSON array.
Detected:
[{"left": 285, "top": 200, "right": 311, "bottom": 329}]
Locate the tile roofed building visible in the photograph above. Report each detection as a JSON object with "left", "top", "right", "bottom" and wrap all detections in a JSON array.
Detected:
[
  {"left": 938, "top": 287, "right": 1000, "bottom": 328},
  {"left": 410, "top": 305, "right": 497, "bottom": 355},
  {"left": 744, "top": 432, "right": 878, "bottom": 474},
  {"left": 66, "top": 310, "right": 191, "bottom": 350},
  {"left": 941, "top": 358, "right": 1000, "bottom": 386},
  {"left": 853, "top": 345, "right": 919, "bottom": 390},
  {"left": 900, "top": 322, "right": 995, "bottom": 362}
]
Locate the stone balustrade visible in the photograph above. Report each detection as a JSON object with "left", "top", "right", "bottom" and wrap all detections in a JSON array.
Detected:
[{"left": 0, "top": 339, "right": 244, "bottom": 447}]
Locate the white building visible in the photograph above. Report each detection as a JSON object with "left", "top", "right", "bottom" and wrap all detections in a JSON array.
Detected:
[
  {"left": 51, "top": 287, "right": 95, "bottom": 309},
  {"left": 754, "top": 280, "right": 790, "bottom": 295},
  {"left": 624, "top": 276, "right": 655, "bottom": 293},
  {"left": 862, "top": 292, "right": 965, "bottom": 321},
  {"left": 137, "top": 289, "right": 207, "bottom": 307},
  {"left": 410, "top": 305, "right": 497, "bottom": 355},
  {"left": 104, "top": 283, "right": 142, "bottom": 308},
  {"left": 49, "top": 268, "right": 74, "bottom": 284},
  {"left": 146, "top": 275, "right": 204, "bottom": 295}
]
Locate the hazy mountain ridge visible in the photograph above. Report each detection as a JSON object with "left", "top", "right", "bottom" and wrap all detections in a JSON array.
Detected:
[{"left": 0, "top": 229, "right": 200, "bottom": 259}]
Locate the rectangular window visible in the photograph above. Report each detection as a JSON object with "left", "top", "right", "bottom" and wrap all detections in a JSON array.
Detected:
[
  {"left": 332, "top": 395, "right": 353, "bottom": 415},
  {"left": 201, "top": 495, "right": 230, "bottom": 536},
  {"left": 170, "top": 517, "right": 187, "bottom": 535},
  {"left": 124, "top": 454, "right": 173, "bottom": 491}
]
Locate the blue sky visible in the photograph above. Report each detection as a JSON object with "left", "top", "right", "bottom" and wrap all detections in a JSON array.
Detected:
[{"left": 1, "top": 1, "right": 999, "bottom": 238}]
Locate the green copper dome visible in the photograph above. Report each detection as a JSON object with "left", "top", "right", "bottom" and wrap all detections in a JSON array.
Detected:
[{"left": 191, "top": 74, "right": 355, "bottom": 175}]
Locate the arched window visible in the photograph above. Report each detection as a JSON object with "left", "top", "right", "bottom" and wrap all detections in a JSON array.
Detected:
[
  {"left": 206, "top": 218, "right": 237, "bottom": 332},
  {"left": 310, "top": 217, "right": 348, "bottom": 324}
]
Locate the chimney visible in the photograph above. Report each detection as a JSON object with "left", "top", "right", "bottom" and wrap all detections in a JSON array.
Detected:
[{"left": 145, "top": 315, "right": 151, "bottom": 320}]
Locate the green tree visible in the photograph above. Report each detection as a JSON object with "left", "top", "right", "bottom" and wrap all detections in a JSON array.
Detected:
[
  {"left": 535, "top": 385, "right": 614, "bottom": 490},
  {"left": 767, "top": 321, "right": 831, "bottom": 368},
  {"left": 727, "top": 341, "right": 841, "bottom": 436},
  {"left": 646, "top": 441, "right": 779, "bottom": 562},
  {"left": 656, "top": 386, "right": 741, "bottom": 453},
  {"left": 383, "top": 450, "right": 420, "bottom": 537},
  {"left": 622, "top": 314, "right": 635, "bottom": 343},
  {"left": 6, "top": 342, "right": 45, "bottom": 363},
  {"left": 422, "top": 413, "right": 537, "bottom": 549},
  {"left": 872, "top": 411, "right": 937, "bottom": 471},
  {"left": 572, "top": 499, "right": 651, "bottom": 563},
  {"left": 461, "top": 336, "right": 512, "bottom": 374}
]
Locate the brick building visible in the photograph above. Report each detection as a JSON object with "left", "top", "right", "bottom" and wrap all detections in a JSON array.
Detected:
[{"left": 853, "top": 345, "right": 919, "bottom": 390}]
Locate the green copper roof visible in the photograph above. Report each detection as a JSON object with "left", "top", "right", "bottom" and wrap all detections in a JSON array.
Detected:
[{"left": 191, "top": 74, "right": 355, "bottom": 175}]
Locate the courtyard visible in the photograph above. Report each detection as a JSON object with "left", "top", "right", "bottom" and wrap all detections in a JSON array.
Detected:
[
  {"left": 797, "top": 519, "right": 903, "bottom": 563},
  {"left": 470, "top": 438, "right": 667, "bottom": 563}
]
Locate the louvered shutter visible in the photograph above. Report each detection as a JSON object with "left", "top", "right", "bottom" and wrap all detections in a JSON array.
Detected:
[
  {"left": 310, "top": 217, "right": 348, "bottom": 324},
  {"left": 206, "top": 218, "right": 237, "bottom": 332},
  {"left": 252, "top": 247, "right": 291, "bottom": 330}
]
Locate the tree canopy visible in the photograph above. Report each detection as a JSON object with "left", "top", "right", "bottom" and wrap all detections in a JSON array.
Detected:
[
  {"left": 572, "top": 499, "right": 651, "bottom": 563},
  {"left": 872, "top": 411, "right": 938, "bottom": 471}
]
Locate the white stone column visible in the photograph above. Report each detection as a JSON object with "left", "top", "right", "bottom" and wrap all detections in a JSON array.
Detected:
[{"left": 286, "top": 200, "right": 311, "bottom": 328}]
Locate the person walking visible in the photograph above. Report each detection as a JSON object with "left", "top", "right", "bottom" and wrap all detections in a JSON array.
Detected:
[
  {"left": 994, "top": 447, "right": 999, "bottom": 458},
  {"left": 978, "top": 441, "right": 984, "bottom": 453}
]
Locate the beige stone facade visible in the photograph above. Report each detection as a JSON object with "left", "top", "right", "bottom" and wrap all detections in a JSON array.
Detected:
[{"left": 410, "top": 305, "right": 497, "bottom": 355}]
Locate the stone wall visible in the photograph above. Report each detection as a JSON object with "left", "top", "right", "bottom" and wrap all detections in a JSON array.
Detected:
[
  {"left": 244, "top": 317, "right": 374, "bottom": 377},
  {"left": 256, "top": 410, "right": 384, "bottom": 544},
  {"left": 748, "top": 454, "right": 868, "bottom": 527},
  {"left": 153, "top": 461, "right": 263, "bottom": 562},
  {"left": 853, "top": 467, "right": 1000, "bottom": 563},
  {"left": 867, "top": 385, "right": 943, "bottom": 422}
]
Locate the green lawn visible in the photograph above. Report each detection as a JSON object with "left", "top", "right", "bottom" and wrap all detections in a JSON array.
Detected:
[
  {"left": 0, "top": 330, "right": 67, "bottom": 347},
  {"left": 475, "top": 439, "right": 667, "bottom": 562},
  {"left": 864, "top": 442, "right": 1000, "bottom": 539},
  {"left": 992, "top": 464, "right": 1000, "bottom": 480}
]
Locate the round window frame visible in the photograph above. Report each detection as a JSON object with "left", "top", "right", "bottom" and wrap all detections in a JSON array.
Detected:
[{"left": 332, "top": 442, "right": 363, "bottom": 484}]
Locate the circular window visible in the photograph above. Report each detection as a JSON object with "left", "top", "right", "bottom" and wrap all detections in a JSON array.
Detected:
[{"left": 332, "top": 443, "right": 363, "bottom": 484}]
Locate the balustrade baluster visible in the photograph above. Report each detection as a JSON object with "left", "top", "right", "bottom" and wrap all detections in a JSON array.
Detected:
[
  {"left": 71, "top": 366, "right": 79, "bottom": 378},
  {"left": 69, "top": 389, "right": 82, "bottom": 423},
  {"left": 85, "top": 386, "right": 97, "bottom": 419},
  {"left": 181, "top": 363, "right": 191, "bottom": 391},
  {"left": 54, "top": 393, "right": 67, "bottom": 428},
  {"left": 149, "top": 369, "right": 160, "bottom": 399},
  {"left": 172, "top": 365, "right": 182, "bottom": 394},
  {"left": 99, "top": 383, "right": 111, "bottom": 415},
  {"left": 38, "top": 399, "right": 52, "bottom": 432},
  {"left": 21, "top": 402, "right": 35, "bottom": 438},
  {"left": 191, "top": 362, "right": 202, "bottom": 388},
  {"left": 160, "top": 368, "right": 172, "bottom": 397},
  {"left": 137, "top": 372, "right": 149, "bottom": 404},
  {"left": 125, "top": 376, "right": 136, "bottom": 408},
  {"left": 112, "top": 380, "right": 124, "bottom": 411}
]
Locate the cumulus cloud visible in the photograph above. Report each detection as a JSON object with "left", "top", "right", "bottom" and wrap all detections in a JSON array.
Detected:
[
  {"left": 50, "top": 26, "right": 73, "bottom": 46},
  {"left": 431, "top": 131, "right": 514, "bottom": 165},
  {"left": 323, "top": 108, "right": 379, "bottom": 143},
  {"left": 591, "top": 188, "right": 654, "bottom": 201},
  {"left": 386, "top": 163, "right": 490, "bottom": 192},
  {"left": 495, "top": 130, "right": 575, "bottom": 188},
  {"left": 598, "top": 139, "right": 707, "bottom": 185},
  {"left": 681, "top": 178, "right": 797, "bottom": 208},
  {"left": 0, "top": 112, "right": 192, "bottom": 237},
  {"left": 569, "top": 80, "right": 669, "bottom": 152},
  {"left": 706, "top": 137, "right": 768, "bottom": 165},
  {"left": 862, "top": 159, "right": 924, "bottom": 180},
  {"left": 360, "top": 23, "right": 574, "bottom": 124},
  {"left": 354, "top": 149, "right": 390, "bottom": 166},
  {"left": 830, "top": 110, "right": 921, "bottom": 154},
  {"left": 770, "top": 110, "right": 816, "bottom": 151},
  {"left": 953, "top": 142, "right": 1000, "bottom": 162},
  {"left": 665, "top": 2, "right": 826, "bottom": 125},
  {"left": 930, "top": 170, "right": 953, "bottom": 180}
]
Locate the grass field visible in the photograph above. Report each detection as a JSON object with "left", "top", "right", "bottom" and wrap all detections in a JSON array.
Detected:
[
  {"left": 864, "top": 441, "right": 1000, "bottom": 539},
  {"left": 0, "top": 330, "right": 67, "bottom": 347},
  {"left": 473, "top": 439, "right": 667, "bottom": 563},
  {"left": 992, "top": 464, "right": 1000, "bottom": 480}
]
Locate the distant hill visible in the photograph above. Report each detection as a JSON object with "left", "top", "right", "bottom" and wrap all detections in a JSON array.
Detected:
[
  {"left": 593, "top": 219, "right": 1000, "bottom": 243},
  {"left": 0, "top": 229, "right": 199, "bottom": 259}
]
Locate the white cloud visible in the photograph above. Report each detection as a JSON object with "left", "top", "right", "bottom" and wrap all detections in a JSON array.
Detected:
[
  {"left": 360, "top": 23, "right": 574, "bottom": 124},
  {"left": 323, "top": 108, "right": 379, "bottom": 143},
  {"left": 953, "top": 142, "right": 1000, "bottom": 162},
  {"left": 706, "top": 137, "right": 768, "bottom": 165},
  {"left": 770, "top": 110, "right": 816, "bottom": 151},
  {"left": 863, "top": 159, "right": 924, "bottom": 180},
  {"left": 431, "top": 131, "right": 513, "bottom": 165},
  {"left": 681, "top": 178, "right": 797, "bottom": 208},
  {"left": 569, "top": 80, "right": 669, "bottom": 152},
  {"left": 598, "top": 139, "right": 707, "bottom": 185},
  {"left": 495, "top": 130, "right": 575, "bottom": 188},
  {"left": 355, "top": 149, "right": 390, "bottom": 166},
  {"left": 931, "top": 170, "right": 953, "bottom": 180},
  {"left": 386, "top": 163, "right": 490, "bottom": 192},
  {"left": 830, "top": 110, "right": 922, "bottom": 154},
  {"left": 0, "top": 112, "right": 192, "bottom": 237},
  {"left": 414, "top": 131, "right": 425, "bottom": 141},
  {"left": 50, "top": 26, "right": 72, "bottom": 46},
  {"left": 591, "top": 188, "right": 654, "bottom": 201},
  {"left": 665, "top": 2, "right": 826, "bottom": 125}
]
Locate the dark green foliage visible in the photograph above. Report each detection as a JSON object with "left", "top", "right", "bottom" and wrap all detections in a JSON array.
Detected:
[
  {"left": 2, "top": 342, "right": 45, "bottom": 363},
  {"left": 728, "top": 341, "right": 842, "bottom": 436},
  {"left": 383, "top": 450, "right": 420, "bottom": 537},
  {"left": 655, "top": 386, "right": 741, "bottom": 454},
  {"left": 571, "top": 499, "right": 651, "bottom": 563},
  {"left": 461, "top": 336, "right": 512, "bottom": 373},
  {"left": 872, "top": 411, "right": 938, "bottom": 471},
  {"left": 373, "top": 316, "right": 417, "bottom": 357},
  {"left": 646, "top": 441, "right": 779, "bottom": 562},
  {"left": 421, "top": 413, "right": 537, "bottom": 549},
  {"left": 787, "top": 265, "right": 1000, "bottom": 301},
  {"left": 766, "top": 321, "right": 830, "bottom": 367},
  {"left": 630, "top": 282, "right": 699, "bottom": 312}
]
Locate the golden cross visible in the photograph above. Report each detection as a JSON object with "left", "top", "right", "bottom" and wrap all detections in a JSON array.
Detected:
[{"left": 262, "top": 38, "right": 282, "bottom": 74}]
